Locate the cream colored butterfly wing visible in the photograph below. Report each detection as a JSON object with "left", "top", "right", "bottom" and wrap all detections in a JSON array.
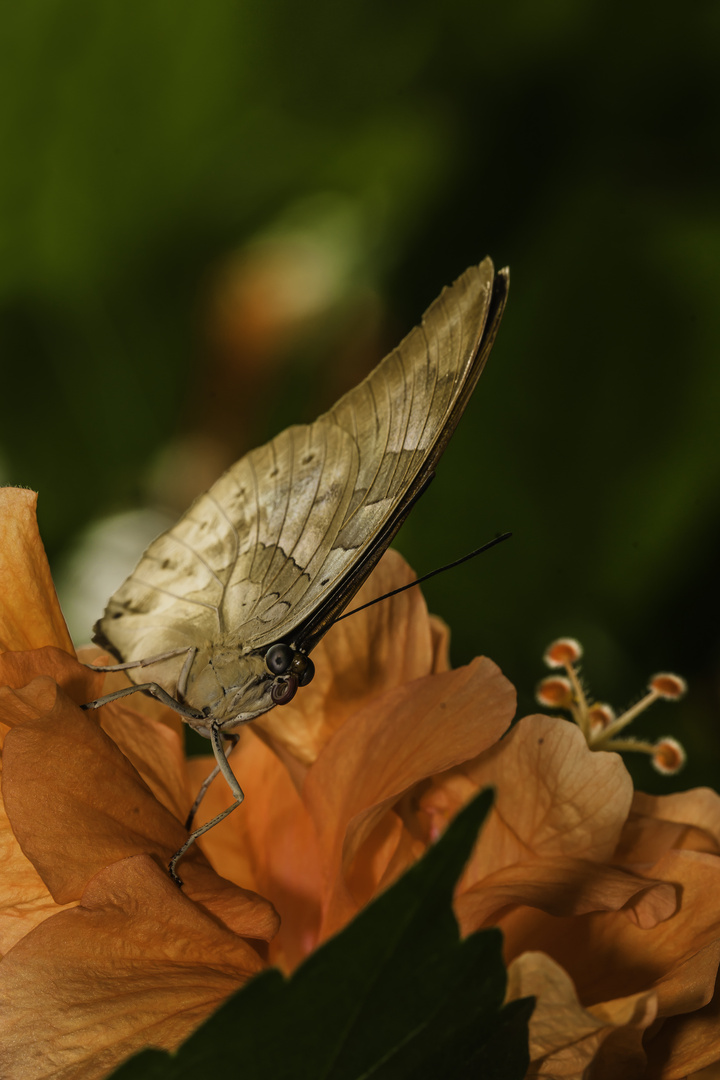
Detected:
[{"left": 94, "top": 258, "right": 508, "bottom": 701}]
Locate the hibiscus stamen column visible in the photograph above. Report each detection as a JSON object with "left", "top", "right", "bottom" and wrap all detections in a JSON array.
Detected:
[{"left": 536, "top": 639, "right": 687, "bottom": 775}]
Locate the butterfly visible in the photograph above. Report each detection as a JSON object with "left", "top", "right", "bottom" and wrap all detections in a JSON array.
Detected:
[{"left": 83, "top": 256, "right": 509, "bottom": 882}]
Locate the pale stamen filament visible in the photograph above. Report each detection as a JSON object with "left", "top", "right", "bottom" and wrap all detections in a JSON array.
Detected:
[
  {"left": 590, "top": 735, "right": 656, "bottom": 755},
  {"left": 589, "top": 688, "right": 659, "bottom": 744},
  {"left": 563, "top": 661, "right": 590, "bottom": 737}
]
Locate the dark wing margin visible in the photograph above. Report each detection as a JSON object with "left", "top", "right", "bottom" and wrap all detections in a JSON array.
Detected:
[{"left": 290, "top": 262, "right": 509, "bottom": 655}]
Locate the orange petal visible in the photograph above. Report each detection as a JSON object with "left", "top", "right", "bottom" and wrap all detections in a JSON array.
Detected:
[
  {"left": 304, "top": 655, "right": 515, "bottom": 939},
  {"left": 455, "top": 856, "right": 677, "bottom": 934},
  {"left": 617, "top": 789, "right": 720, "bottom": 864},
  {"left": 365, "top": 815, "right": 427, "bottom": 898},
  {"left": 687, "top": 1063, "right": 720, "bottom": 1079},
  {"left": 0, "top": 855, "right": 266, "bottom": 1080},
  {"left": 418, "top": 715, "right": 632, "bottom": 929},
  {"left": 0, "top": 695, "right": 75, "bottom": 956},
  {"left": 1, "top": 650, "right": 193, "bottom": 870},
  {"left": 254, "top": 549, "right": 447, "bottom": 765},
  {"left": 499, "top": 850, "right": 720, "bottom": 1019},
  {"left": 0, "top": 719, "right": 76, "bottom": 956},
  {"left": 645, "top": 967, "right": 720, "bottom": 1078},
  {"left": 0, "top": 823, "right": 75, "bottom": 957},
  {"left": 0, "top": 488, "right": 74, "bottom": 655},
  {"left": 454, "top": 715, "right": 634, "bottom": 891},
  {"left": 0, "top": 678, "right": 279, "bottom": 940},
  {"left": 428, "top": 613, "right": 451, "bottom": 674},
  {"left": 0, "top": 678, "right": 188, "bottom": 902},
  {"left": 0, "top": 646, "right": 105, "bottom": 706},
  {"left": 506, "top": 951, "right": 657, "bottom": 1078},
  {"left": 96, "top": 699, "right": 194, "bottom": 824}
]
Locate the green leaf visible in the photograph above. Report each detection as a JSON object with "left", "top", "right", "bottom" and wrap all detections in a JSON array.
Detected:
[{"left": 109, "top": 789, "right": 533, "bottom": 1080}]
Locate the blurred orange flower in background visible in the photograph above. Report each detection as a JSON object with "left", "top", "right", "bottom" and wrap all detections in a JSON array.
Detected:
[{"left": 1, "top": 485, "right": 720, "bottom": 1080}]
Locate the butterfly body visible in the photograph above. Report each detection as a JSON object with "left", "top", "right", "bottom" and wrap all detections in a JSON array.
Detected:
[
  {"left": 93, "top": 258, "right": 509, "bottom": 735},
  {"left": 182, "top": 647, "right": 272, "bottom": 731}
]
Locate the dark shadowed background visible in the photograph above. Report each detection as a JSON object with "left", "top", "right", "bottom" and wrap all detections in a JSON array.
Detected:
[{"left": 2, "top": 0, "right": 719, "bottom": 791}]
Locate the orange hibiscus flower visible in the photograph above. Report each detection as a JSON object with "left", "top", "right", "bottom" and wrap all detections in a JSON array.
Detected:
[{"left": 2, "top": 485, "right": 720, "bottom": 1079}]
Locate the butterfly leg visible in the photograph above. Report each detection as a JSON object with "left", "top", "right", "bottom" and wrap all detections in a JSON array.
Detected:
[
  {"left": 85, "top": 646, "right": 194, "bottom": 673},
  {"left": 169, "top": 723, "right": 244, "bottom": 886},
  {"left": 175, "top": 647, "right": 198, "bottom": 702},
  {"left": 80, "top": 681, "right": 205, "bottom": 723},
  {"left": 168, "top": 799, "right": 240, "bottom": 886},
  {"left": 184, "top": 732, "right": 240, "bottom": 830}
]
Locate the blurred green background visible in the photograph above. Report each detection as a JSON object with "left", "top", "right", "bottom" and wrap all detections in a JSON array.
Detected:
[{"left": 1, "top": 0, "right": 718, "bottom": 792}]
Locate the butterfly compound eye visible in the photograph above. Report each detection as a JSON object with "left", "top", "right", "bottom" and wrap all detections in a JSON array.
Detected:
[
  {"left": 265, "top": 643, "right": 294, "bottom": 676},
  {"left": 291, "top": 654, "right": 315, "bottom": 687},
  {"left": 271, "top": 674, "right": 298, "bottom": 705}
]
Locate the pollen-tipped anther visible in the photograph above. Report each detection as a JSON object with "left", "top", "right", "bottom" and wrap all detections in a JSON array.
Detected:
[
  {"left": 536, "top": 676, "right": 573, "bottom": 708},
  {"left": 652, "top": 737, "right": 687, "bottom": 775},
  {"left": 649, "top": 673, "right": 687, "bottom": 700},
  {"left": 544, "top": 638, "right": 583, "bottom": 668},
  {"left": 588, "top": 703, "right": 615, "bottom": 736}
]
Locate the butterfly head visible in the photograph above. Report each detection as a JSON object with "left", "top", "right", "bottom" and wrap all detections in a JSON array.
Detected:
[
  {"left": 264, "top": 643, "right": 315, "bottom": 705},
  {"left": 184, "top": 642, "right": 315, "bottom": 731}
]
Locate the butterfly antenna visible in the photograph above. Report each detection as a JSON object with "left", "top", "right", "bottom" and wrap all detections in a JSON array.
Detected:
[{"left": 336, "top": 532, "right": 512, "bottom": 622}]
